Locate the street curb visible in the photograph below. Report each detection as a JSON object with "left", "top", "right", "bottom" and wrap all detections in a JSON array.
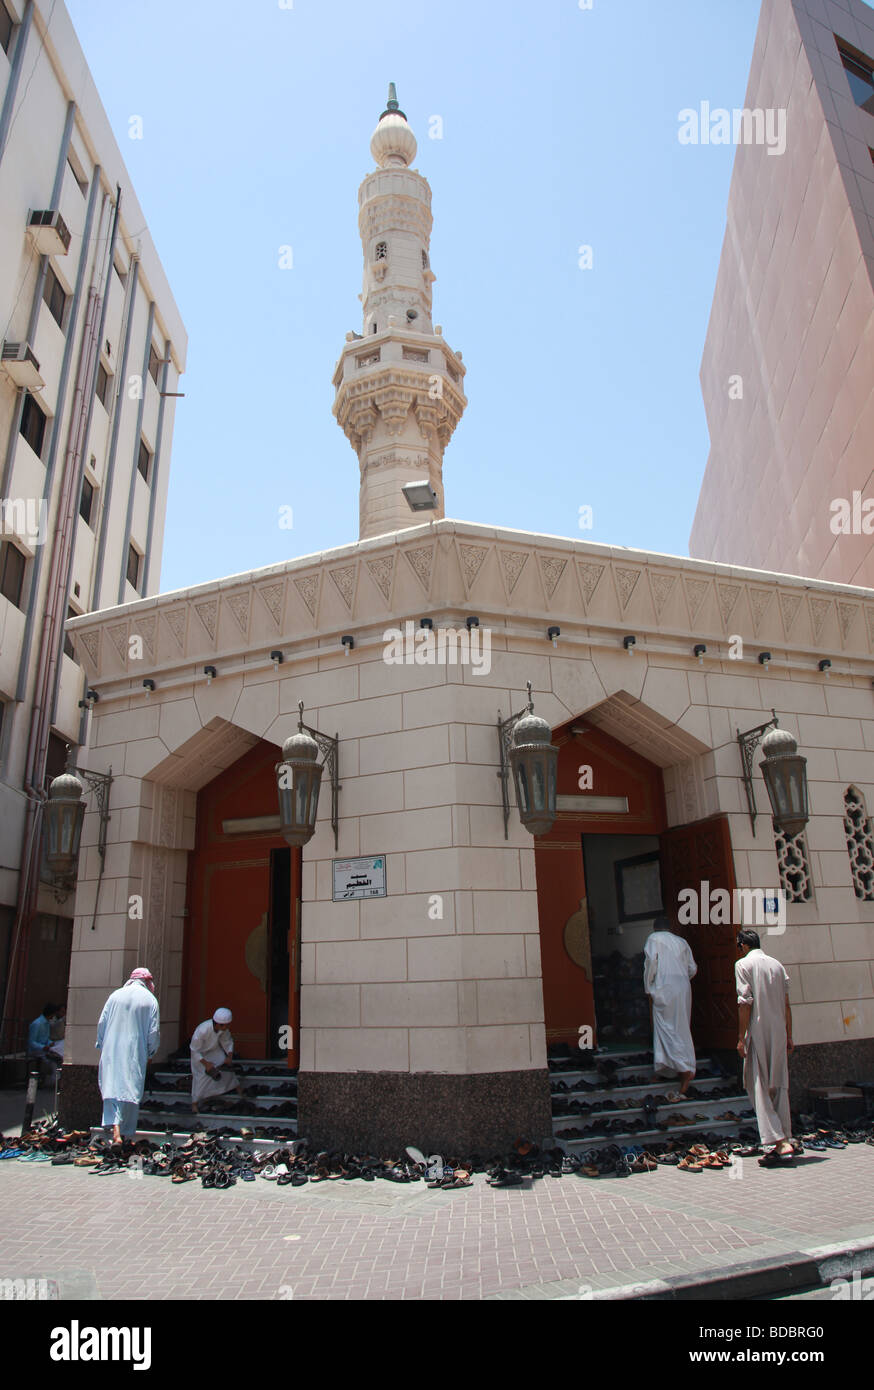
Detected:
[{"left": 590, "top": 1237, "right": 874, "bottom": 1300}]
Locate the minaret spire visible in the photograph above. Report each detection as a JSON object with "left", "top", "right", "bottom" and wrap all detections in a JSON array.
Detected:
[{"left": 332, "top": 88, "right": 467, "bottom": 541}]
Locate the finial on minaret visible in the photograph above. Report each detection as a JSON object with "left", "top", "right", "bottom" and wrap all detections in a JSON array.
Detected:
[{"left": 382, "top": 82, "right": 405, "bottom": 118}]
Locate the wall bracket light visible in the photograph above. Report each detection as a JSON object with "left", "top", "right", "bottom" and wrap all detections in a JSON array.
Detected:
[
  {"left": 496, "top": 681, "right": 558, "bottom": 840},
  {"left": 737, "top": 709, "right": 778, "bottom": 836},
  {"left": 276, "top": 701, "right": 340, "bottom": 850}
]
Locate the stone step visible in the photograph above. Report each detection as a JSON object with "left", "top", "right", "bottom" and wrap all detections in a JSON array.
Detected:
[
  {"left": 124, "top": 1108, "right": 300, "bottom": 1132},
  {"left": 152, "top": 1070, "right": 296, "bottom": 1089},
  {"left": 547, "top": 1056, "right": 718, "bottom": 1086},
  {"left": 552, "top": 1092, "right": 748, "bottom": 1124},
  {"left": 90, "top": 1125, "right": 301, "bottom": 1152},
  {"left": 141, "top": 1093, "right": 297, "bottom": 1112},
  {"left": 552, "top": 1114, "right": 753, "bottom": 1151},
  {"left": 550, "top": 1077, "right": 739, "bottom": 1105}
]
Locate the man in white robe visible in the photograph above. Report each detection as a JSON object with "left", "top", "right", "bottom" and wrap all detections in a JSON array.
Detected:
[
  {"left": 190, "top": 1008, "right": 245, "bottom": 1113},
  {"left": 96, "top": 967, "right": 160, "bottom": 1143},
  {"left": 644, "top": 916, "right": 697, "bottom": 1095},
  {"left": 735, "top": 929, "right": 794, "bottom": 1162}
]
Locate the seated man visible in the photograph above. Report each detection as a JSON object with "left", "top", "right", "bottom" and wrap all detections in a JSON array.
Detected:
[
  {"left": 190, "top": 1008, "right": 245, "bottom": 1114},
  {"left": 27, "top": 1003, "right": 63, "bottom": 1085}
]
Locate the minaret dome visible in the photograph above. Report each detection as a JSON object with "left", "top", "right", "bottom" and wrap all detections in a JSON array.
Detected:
[{"left": 370, "top": 84, "right": 417, "bottom": 168}]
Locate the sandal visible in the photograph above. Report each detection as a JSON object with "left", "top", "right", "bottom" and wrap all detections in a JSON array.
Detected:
[{"left": 677, "top": 1157, "right": 703, "bottom": 1172}]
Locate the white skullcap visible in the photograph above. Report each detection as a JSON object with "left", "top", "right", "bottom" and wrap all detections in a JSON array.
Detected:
[{"left": 213, "top": 1007, "right": 232, "bottom": 1025}]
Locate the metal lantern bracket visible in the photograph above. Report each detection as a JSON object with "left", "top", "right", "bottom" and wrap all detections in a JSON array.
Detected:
[
  {"left": 497, "top": 680, "right": 534, "bottom": 840},
  {"left": 737, "top": 711, "right": 778, "bottom": 836},
  {"left": 297, "top": 702, "right": 340, "bottom": 850}
]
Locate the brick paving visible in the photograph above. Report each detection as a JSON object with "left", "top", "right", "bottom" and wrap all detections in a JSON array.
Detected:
[{"left": 0, "top": 1146, "right": 872, "bottom": 1300}]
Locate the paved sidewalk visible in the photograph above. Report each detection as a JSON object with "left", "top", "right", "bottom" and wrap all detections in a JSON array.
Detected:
[{"left": 0, "top": 1144, "right": 872, "bottom": 1300}]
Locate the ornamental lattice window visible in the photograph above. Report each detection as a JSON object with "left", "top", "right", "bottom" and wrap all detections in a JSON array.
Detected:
[
  {"left": 375, "top": 242, "right": 388, "bottom": 261},
  {"left": 843, "top": 786, "right": 874, "bottom": 900},
  {"left": 774, "top": 830, "right": 813, "bottom": 903}
]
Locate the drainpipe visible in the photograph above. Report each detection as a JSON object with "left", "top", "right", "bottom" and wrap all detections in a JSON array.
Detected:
[
  {"left": 0, "top": 0, "right": 34, "bottom": 168},
  {"left": 90, "top": 252, "right": 138, "bottom": 609},
  {"left": 116, "top": 299, "right": 154, "bottom": 604},
  {"left": 4, "top": 186, "right": 121, "bottom": 1032},
  {"left": 141, "top": 335, "right": 172, "bottom": 595}
]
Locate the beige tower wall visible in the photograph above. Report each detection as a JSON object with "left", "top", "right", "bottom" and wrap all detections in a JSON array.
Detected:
[{"left": 691, "top": 0, "right": 874, "bottom": 584}]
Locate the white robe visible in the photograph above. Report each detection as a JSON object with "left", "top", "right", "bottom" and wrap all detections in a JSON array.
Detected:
[
  {"left": 190, "top": 1020, "right": 238, "bottom": 1106},
  {"left": 644, "top": 930, "right": 697, "bottom": 1077},
  {"left": 735, "top": 949, "right": 792, "bottom": 1146}
]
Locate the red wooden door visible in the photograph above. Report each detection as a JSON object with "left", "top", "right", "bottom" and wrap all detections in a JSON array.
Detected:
[
  {"left": 183, "top": 741, "right": 299, "bottom": 1063},
  {"left": 659, "top": 815, "right": 738, "bottom": 1050}
]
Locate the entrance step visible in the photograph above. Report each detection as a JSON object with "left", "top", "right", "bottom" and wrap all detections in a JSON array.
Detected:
[
  {"left": 551, "top": 1076, "right": 736, "bottom": 1107},
  {"left": 90, "top": 1126, "right": 299, "bottom": 1152},
  {"left": 552, "top": 1115, "right": 753, "bottom": 1152},
  {"left": 553, "top": 1091, "right": 750, "bottom": 1132}
]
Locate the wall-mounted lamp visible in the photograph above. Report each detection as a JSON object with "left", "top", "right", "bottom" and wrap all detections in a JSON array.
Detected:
[
  {"left": 466, "top": 617, "right": 480, "bottom": 632},
  {"left": 204, "top": 665, "right": 217, "bottom": 685},
  {"left": 818, "top": 660, "right": 832, "bottom": 677},
  {"left": 142, "top": 679, "right": 155, "bottom": 696},
  {"left": 270, "top": 650, "right": 284, "bottom": 669},
  {"left": 85, "top": 688, "right": 99, "bottom": 704},
  {"left": 623, "top": 636, "right": 636, "bottom": 653},
  {"left": 419, "top": 618, "right": 433, "bottom": 631},
  {"left": 402, "top": 480, "right": 439, "bottom": 513},
  {"left": 496, "top": 681, "right": 558, "bottom": 839},
  {"left": 694, "top": 644, "right": 707, "bottom": 665},
  {"left": 341, "top": 635, "right": 354, "bottom": 655},
  {"left": 547, "top": 626, "right": 561, "bottom": 649},
  {"left": 275, "top": 701, "right": 340, "bottom": 850},
  {"left": 758, "top": 652, "right": 771, "bottom": 671},
  {"left": 43, "top": 762, "right": 113, "bottom": 901}
]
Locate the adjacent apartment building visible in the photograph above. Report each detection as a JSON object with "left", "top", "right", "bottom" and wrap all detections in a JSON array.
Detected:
[
  {"left": 690, "top": 0, "right": 874, "bottom": 587},
  {"left": 0, "top": 0, "right": 186, "bottom": 1045}
]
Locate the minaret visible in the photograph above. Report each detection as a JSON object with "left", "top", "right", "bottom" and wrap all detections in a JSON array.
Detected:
[{"left": 333, "top": 85, "right": 467, "bottom": 541}]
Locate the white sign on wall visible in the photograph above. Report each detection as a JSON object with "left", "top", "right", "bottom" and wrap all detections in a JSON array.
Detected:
[{"left": 332, "top": 855, "right": 387, "bottom": 901}]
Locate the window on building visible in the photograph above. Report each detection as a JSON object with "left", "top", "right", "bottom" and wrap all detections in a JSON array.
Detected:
[
  {"left": 148, "top": 344, "right": 161, "bottom": 385},
  {"left": 79, "top": 476, "right": 95, "bottom": 527},
  {"left": 46, "top": 731, "right": 68, "bottom": 783},
  {"left": 137, "top": 438, "right": 152, "bottom": 483},
  {"left": 95, "top": 363, "right": 113, "bottom": 410},
  {"left": 838, "top": 43, "right": 874, "bottom": 116},
  {"left": 422, "top": 250, "right": 429, "bottom": 269},
  {"left": 0, "top": 3, "right": 14, "bottom": 56},
  {"left": 375, "top": 242, "right": 388, "bottom": 261},
  {"left": 20, "top": 392, "right": 47, "bottom": 458},
  {"left": 843, "top": 786, "right": 874, "bottom": 900},
  {"left": 0, "top": 542, "right": 26, "bottom": 609},
  {"left": 63, "top": 607, "right": 80, "bottom": 661},
  {"left": 66, "top": 152, "right": 87, "bottom": 197},
  {"left": 774, "top": 830, "right": 813, "bottom": 904},
  {"left": 42, "top": 265, "right": 68, "bottom": 330},
  {"left": 126, "top": 543, "right": 141, "bottom": 592}
]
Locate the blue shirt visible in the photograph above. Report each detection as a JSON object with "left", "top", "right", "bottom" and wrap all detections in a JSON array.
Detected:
[{"left": 27, "top": 1015, "right": 51, "bottom": 1055}]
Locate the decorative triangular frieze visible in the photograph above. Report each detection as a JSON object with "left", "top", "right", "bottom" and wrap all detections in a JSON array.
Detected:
[
  {"left": 106, "top": 623, "right": 129, "bottom": 664},
  {"left": 162, "top": 608, "right": 187, "bottom": 650},
  {"left": 499, "top": 550, "right": 528, "bottom": 596},
  {"left": 779, "top": 592, "right": 802, "bottom": 637},
  {"left": 717, "top": 584, "right": 741, "bottom": 627},
  {"left": 403, "top": 545, "right": 434, "bottom": 595},
  {"left": 809, "top": 597, "right": 832, "bottom": 644},
  {"left": 366, "top": 556, "right": 395, "bottom": 603},
  {"left": 837, "top": 602, "right": 859, "bottom": 644},
  {"left": 194, "top": 600, "right": 218, "bottom": 643},
  {"left": 257, "top": 582, "right": 285, "bottom": 628},
  {"left": 77, "top": 629, "right": 100, "bottom": 670},
  {"left": 576, "top": 562, "right": 604, "bottom": 609},
  {"left": 614, "top": 567, "right": 641, "bottom": 611},
  {"left": 329, "top": 566, "right": 357, "bottom": 611},
  {"left": 226, "top": 591, "right": 250, "bottom": 635},
  {"left": 748, "top": 589, "right": 773, "bottom": 634},
  {"left": 538, "top": 555, "right": 567, "bottom": 600},
  {"left": 684, "top": 578, "right": 710, "bottom": 624},
  {"left": 457, "top": 543, "right": 488, "bottom": 594},
  {"left": 649, "top": 573, "right": 676, "bottom": 618},
  {"left": 293, "top": 574, "right": 321, "bottom": 620}
]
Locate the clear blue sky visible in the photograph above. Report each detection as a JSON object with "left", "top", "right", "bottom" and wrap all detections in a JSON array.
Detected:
[{"left": 67, "top": 0, "right": 781, "bottom": 594}]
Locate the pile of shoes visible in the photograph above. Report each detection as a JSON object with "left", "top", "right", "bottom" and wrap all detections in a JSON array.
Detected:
[{"left": 592, "top": 952, "right": 649, "bottom": 1042}]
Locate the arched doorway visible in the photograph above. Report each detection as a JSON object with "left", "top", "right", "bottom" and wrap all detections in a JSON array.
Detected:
[{"left": 183, "top": 740, "right": 300, "bottom": 1065}]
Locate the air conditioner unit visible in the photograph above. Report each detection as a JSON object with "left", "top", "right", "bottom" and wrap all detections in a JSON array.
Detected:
[
  {"left": 27, "top": 209, "right": 72, "bottom": 256},
  {"left": 1, "top": 342, "right": 44, "bottom": 389}
]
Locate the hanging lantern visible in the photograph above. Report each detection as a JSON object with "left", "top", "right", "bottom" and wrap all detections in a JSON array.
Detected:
[
  {"left": 43, "top": 771, "right": 86, "bottom": 878},
  {"left": 760, "top": 727, "right": 809, "bottom": 838},
  {"left": 509, "top": 711, "right": 558, "bottom": 837},
  {"left": 276, "top": 730, "right": 323, "bottom": 847}
]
